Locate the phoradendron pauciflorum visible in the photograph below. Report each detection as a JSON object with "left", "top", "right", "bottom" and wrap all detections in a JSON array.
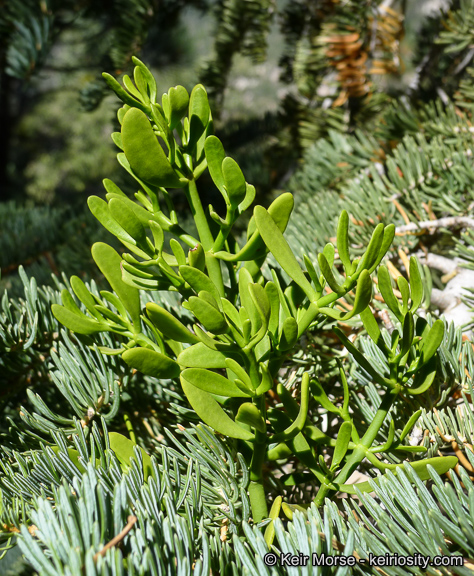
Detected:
[{"left": 52, "top": 57, "right": 457, "bottom": 532}]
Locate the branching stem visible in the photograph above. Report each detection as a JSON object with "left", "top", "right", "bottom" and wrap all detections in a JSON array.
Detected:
[
  {"left": 185, "top": 178, "right": 224, "bottom": 295},
  {"left": 314, "top": 388, "right": 399, "bottom": 506}
]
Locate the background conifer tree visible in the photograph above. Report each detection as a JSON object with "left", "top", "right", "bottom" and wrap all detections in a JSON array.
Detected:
[{"left": 2, "top": 1, "right": 474, "bottom": 575}]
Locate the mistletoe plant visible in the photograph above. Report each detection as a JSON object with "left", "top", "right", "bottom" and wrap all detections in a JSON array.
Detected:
[{"left": 52, "top": 58, "right": 457, "bottom": 526}]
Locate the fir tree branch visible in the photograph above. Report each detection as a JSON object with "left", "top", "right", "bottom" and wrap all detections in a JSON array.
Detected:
[{"left": 396, "top": 216, "right": 474, "bottom": 235}]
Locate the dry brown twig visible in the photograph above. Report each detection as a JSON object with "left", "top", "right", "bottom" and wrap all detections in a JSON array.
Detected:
[{"left": 93, "top": 515, "right": 137, "bottom": 562}]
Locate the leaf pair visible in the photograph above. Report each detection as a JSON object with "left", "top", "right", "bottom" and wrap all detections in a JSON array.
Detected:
[
  {"left": 186, "top": 85, "right": 213, "bottom": 171},
  {"left": 162, "top": 85, "right": 189, "bottom": 130},
  {"left": 254, "top": 207, "right": 392, "bottom": 320},
  {"left": 318, "top": 212, "right": 394, "bottom": 296},
  {"left": 52, "top": 243, "right": 141, "bottom": 336},
  {"left": 213, "top": 192, "right": 294, "bottom": 262},
  {"left": 88, "top": 194, "right": 156, "bottom": 260},
  {"left": 337, "top": 456, "right": 457, "bottom": 494},
  {"left": 377, "top": 257, "right": 423, "bottom": 321},
  {"left": 360, "top": 261, "right": 444, "bottom": 394},
  {"left": 205, "top": 136, "right": 249, "bottom": 209},
  {"left": 180, "top": 371, "right": 255, "bottom": 441}
]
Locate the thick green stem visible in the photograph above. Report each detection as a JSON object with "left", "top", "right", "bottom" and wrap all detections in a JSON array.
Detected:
[
  {"left": 297, "top": 278, "right": 358, "bottom": 338},
  {"left": 205, "top": 254, "right": 225, "bottom": 296},
  {"left": 358, "top": 388, "right": 400, "bottom": 448},
  {"left": 312, "top": 479, "right": 335, "bottom": 507},
  {"left": 248, "top": 388, "right": 268, "bottom": 521},
  {"left": 185, "top": 178, "right": 224, "bottom": 295},
  {"left": 185, "top": 178, "right": 214, "bottom": 249},
  {"left": 314, "top": 387, "right": 400, "bottom": 507},
  {"left": 212, "top": 209, "right": 235, "bottom": 253},
  {"left": 297, "top": 302, "right": 320, "bottom": 338},
  {"left": 249, "top": 429, "right": 268, "bottom": 522}
]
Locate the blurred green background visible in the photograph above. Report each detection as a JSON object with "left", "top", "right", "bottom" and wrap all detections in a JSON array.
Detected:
[{"left": 0, "top": 0, "right": 446, "bottom": 296}]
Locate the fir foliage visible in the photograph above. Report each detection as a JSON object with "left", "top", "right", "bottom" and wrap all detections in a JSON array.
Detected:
[{"left": 3, "top": 1, "right": 474, "bottom": 575}]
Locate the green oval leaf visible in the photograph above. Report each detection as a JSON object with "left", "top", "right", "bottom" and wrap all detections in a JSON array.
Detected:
[
  {"left": 182, "top": 368, "right": 252, "bottom": 398},
  {"left": 399, "top": 409, "right": 422, "bottom": 442},
  {"left": 236, "top": 403, "right": 266, "bottom": 432},
  {"left": 100, "top": 290, "right": 128, "bottom": 319},
  {"left": 187, "top": 84, "right": 211, "bottom": 155},
  {"left": 278, "top": 317, "right": 298, "bottom": 351},
  {"left": 318, "top": 252, "right": 341, "bottom": 293},
  {"left": 355, "top": 223, "right": 384, "bottom": 275},
  {"left": 70, "top": 276, "right": 103, "bottom": 320},
  {"left": 91, "top": 243, "right": 141, "bottom": 331},
  {"left": 397, "top": 311, "right": 414, "bottom": 361},
  {"left": 102, "top": 72, "right": 150, "bottom": 114},
  {"left": 123, "top": 74, "right": 142, "bottom": 101},
  {"left": 406, "top": 358, "right": 437, "bottom": 395},
  {"left": 397, "top": 276, "right": 410, "bottom": 314},
  {"left": 222, "top": 157, "right": 246, "bottom": 207},
  {"left": 168, "top": 85, "right": 189, "bottom": 129},
  {"left": 420, "top": 319, "right": 444, "bottom": 366},
  {"left": 378, "top": 266, "right": 402, "bottom": 321},
  {"left": 264, "top": 496, "right": 282, "bottom": 547},
  {"left": 180, "top": 377, "right": 254, "bottom": 440},
  {"left": 111, "top": 132, "right": 123, "bottom": 150},
  {"left": 323, "top": 243, "right": 335, "bottom": 268},
  {"left": 304, "top": 255, "right": 323, "bottom": 294},
  {"left": 121, "top": 107, "right": 183, "bottom": 188},
  {"left": 132, "top": 56, "right": 157, "bottom": 102},
  {"left": 133, "top": 66, "right": 151, "bottom": 103},
  {"left": 108, "top": 432, "right": 153, "bottom": 479},
  {"left": 368, "top": 224, "right": 395, "bottom": 274},
  {"left": 332, "top": 421, "right": 352, "bottom": 470},
  {"left": 122, "top": 348, "right": 180, "bottom": 379},
  {"left": 360, "top": 306, "right": 383, "bottom": 348},
  {"left": 409, "top": 256, "right": 423, "bottom": 312},
  {"left": 179, "top": 265, "right": 221, "bottom": 304},
  {"left": 239, "top": 183, "right": 256, "bottom": 213},
  {"left": 50, "top": 446, "right": 99, "bottom": 474},
  {"left": 248, "top": 283, "right": 270, "bottom": 326},
  {"left": 337, "top": 210, "right": 352, "bottom": 274},
  {"left": 351, "top": 269, "right": 373, "bottom": 316},
  {"left": 204, "top": 136, "right": 226, "bottom": 195},
  {"left": 225, "top": 358, "right": 253, "bottom": 390},
  {"left": 178, "top": 343, "right": 231, "bottom": 368},
  {"left": 255, "top": 364, "right": 273, "bottom": 395},
  {"left": 310, "top": 378, "right": 340, "bottom": 414},
  {"left": 146, "top": 303, "right": 199, "bottom": 344},
  {"left": 188, "top": 243, "right": 206, "bottom": 271},
  {"left": 52, "top": 304, "right": 108, "bottom": 335},
  {"left": 109, "top": 198, "right": 149, "bottom": 253},
  {"left": 254, "top": 206, "right": 318, "bottom": 302},
  {"left": 88, "top": 196, "right": 135, "bottom": 246},
  {"left": 238, "top": 268, "right": 260, "bottom": 335},
  {"left": 338, "top": 456, "right": 458, "bottom": 494},
  {"left": 188, "top": 296, "right": 228, "bottom": 334}
]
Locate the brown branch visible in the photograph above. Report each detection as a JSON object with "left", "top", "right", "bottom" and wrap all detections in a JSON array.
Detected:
[
  {"left": 93, "top": 515, "right": 137, "bottom": 561},
  {"left": 395, "top": 216, "right": 474, "bottom": 235}
]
